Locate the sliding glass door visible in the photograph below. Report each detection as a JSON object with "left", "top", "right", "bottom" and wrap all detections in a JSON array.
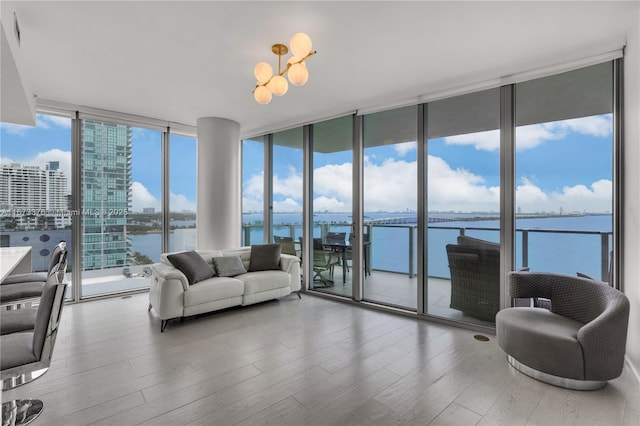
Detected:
[
  {"left": 425, "top": 88, "right": 501, "bottom": 325},
  {"left": 362, "top": 106, "right": 418, "bottom": 309},
  {"left": 311, "top": 116, "right": 353, "bottom": 296}
]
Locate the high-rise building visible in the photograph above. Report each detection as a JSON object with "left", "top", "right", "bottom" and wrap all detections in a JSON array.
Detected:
[
  {"left": 81, "top": 120, "right": 132, "bottom": 270},
  {"left": 0, "top": 161, "right": 68, "bottom": 211},
  {"left": 0, "top": 161, "right": 69, "bottom": 229}
]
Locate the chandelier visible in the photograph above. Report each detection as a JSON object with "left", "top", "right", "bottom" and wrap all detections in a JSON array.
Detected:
[{"left": 253, "top": 33, "right": 317, "bottom": 105}]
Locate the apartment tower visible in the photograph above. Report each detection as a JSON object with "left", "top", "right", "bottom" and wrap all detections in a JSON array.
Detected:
[{"left": 81, "top": 120, "right": 132, "bottom": 270}]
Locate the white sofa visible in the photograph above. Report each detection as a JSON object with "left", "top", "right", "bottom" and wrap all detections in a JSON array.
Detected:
[{"left": 148, "top": 247, "right": 301, "bottom": 331}]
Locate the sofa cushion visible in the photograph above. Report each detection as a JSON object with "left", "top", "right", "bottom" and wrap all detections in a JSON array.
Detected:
[
  {"left": 183, "top": 277, "right": 244, "bottom": 307},
  {"left": 239, "top": 270, "right": 291, "bottom": 295},
  {"left": 248, "top": 244, "right": 281, "bottom": 272},
  {"left": 213, "top": 256, "right": 247, "bottom": 277},
  {"left": 167, "top": 251, "right": 215, "bottom": 285}
]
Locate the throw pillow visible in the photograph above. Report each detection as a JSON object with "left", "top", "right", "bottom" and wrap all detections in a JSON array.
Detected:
[
  {"left": 213, "top": 256, "right": 247, "bottom": 277},
  {"left": 167, "top": 251, "right": 216, "bottom": 285},
  {"left": 248, "top": 244, "right": 282, "bottom": 272}
]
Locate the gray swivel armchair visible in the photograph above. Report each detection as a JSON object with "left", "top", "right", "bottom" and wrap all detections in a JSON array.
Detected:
[
  {"left": 1, "top": 275, "right": 67, "bottom": 425},
  {"left": 496, "top": 271, "right": 630, "bottom": 390}
]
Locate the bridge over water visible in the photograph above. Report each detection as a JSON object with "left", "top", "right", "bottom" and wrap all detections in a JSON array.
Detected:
[{"left": 364, "top": 216, "right": 458, "bottom": 225}]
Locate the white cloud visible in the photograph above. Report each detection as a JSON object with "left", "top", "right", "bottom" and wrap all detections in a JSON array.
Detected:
[
  {"left": 363, "top": 158, "right": 417, "bottom": 211},
  {"left": 131, "top": 181, "right": 160, "bottom": 213},
  {"left": 394, "top": 141, "right": 417, "bottom": 156},
  {"left": 427, "top": 156, "right": 500, "bottom": 212},
  {"left": 313, "top": 196, "right": 346, "bottom": 212},
  {"left": 243, "top": 172, "right": 264, "bottom": 202},
  {"left": 444, "top": 115, "right": 612, "bottom": 152},
  {"left": 170, "top": 192, "right": 196, "bottom": 213},
  {"left": 274, "top": 166, "right": 303, "bottom": 199},
  {"left": 516, "top": 177, "right": 611, "bottom": 214},
  {"left": 37, "top": 115, "right": 71, "bottom": 129},
  {"left": 273, "top": 198, "right": 302, "bottom": 212},
  {"left": 0, "top": 123, "right": 32, "bottom": 136},
  {"left": 313, "top": 162, "right": 353, "bottom": 203},
  {"left": 0, "top": 115, "right": 71, "bottom": 136},
  {"left": 445, "top": 129, "right": 500, "bottom": 151}
]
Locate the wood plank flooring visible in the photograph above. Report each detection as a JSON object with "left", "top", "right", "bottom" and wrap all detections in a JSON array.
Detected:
[{"left": 3, "top": 293, "right": 638, "bottom": 425}]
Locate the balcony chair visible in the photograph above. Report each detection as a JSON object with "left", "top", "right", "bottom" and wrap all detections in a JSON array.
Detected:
[
  {"left": 312, "top": 238, "right": 340, "bottom": 287},
  {"left": 274, "top": 236, "right": 299, "bottom": 258},
  {"left": 1, "top": 241, "right": 68, "bottom": 307},
  {"left": 496, "top": 271, "right": 629, "bottom": 390},
  {"left": 1, "top": 275, "right": 68, "bottom": 425},
  {"left": 446, "top": 235, "right": 500, "bottom": 321}
]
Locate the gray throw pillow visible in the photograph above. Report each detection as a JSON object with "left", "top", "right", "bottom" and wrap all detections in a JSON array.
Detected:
[
  {"left": 248, "top": 244, "right": 282, "bottom": 272},
  {"left": 213, "top": 256, "right": 247, "bottom": 277},
  {"left": 167, "top": 251, "right": 216, "bottom": 285}
]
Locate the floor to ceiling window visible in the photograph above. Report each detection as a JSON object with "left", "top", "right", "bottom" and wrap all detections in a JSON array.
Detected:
[
  {"left": 80, "top": 119, "right": 161, "bottom": 296},
  {"left": 514, "top": 62, "right": 614, "bottom": 283},
  {"left": 425, "top": 88, "right": 501, "bottom": 325},
  {"left": 242, "top": 135, "right": 265, "bottom": 245},
  {"left": 311, "top": 116, "right": 353, "bottom": 296},
  {"left": 362, "top": 106, "right": 418, "bottom": 309},
  {"left": 169, "top": 134, "right": 197, "bottom": 252},
  {"left": 271, "top": 128, "right": 303, "bottom": 251},
  {"left": 0, "top": 114, "right": 74, "bottom": 298}
]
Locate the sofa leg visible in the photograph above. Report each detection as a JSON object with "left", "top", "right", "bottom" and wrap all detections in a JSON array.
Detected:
[
  {"left": 148, "top": 303, "right": 152, "bottom": 312},
  {"left": 161, "top": 319, "right": 168, "bottom": 332},
  {"left": 295, "top": 291, "right": 302, "bottom": 299}
]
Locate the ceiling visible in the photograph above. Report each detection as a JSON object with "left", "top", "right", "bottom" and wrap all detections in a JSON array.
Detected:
[{"left": 1, "top": 1, "right": 637, "bottom": 137}]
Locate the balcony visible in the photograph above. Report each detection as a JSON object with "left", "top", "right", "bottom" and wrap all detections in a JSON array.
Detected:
[{"left": 244, "top": 218, "right": 613, "bottom": 324}]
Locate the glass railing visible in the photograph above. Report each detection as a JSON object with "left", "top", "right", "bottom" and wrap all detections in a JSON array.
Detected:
[{"left": 242, "top": 222, "right": 612, "bottom": 282}]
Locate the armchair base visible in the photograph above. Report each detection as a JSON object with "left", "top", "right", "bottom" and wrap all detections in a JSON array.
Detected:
[
  {"left": 2, "top": 399, "right": 43, "bottom": 426},
  {"left": 507, "top": 355, "right": 606, "bottom": 391}
]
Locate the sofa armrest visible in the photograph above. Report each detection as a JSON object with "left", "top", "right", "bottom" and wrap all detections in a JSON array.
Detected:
[
  {"left": 148, "top": 263, "right": 188, "bottom": 321},
  {"left": 151, "top": 262, "right": 189, "bottom": 291},
  {"left": 280, "top": 254, "right": 301, "bottom": 292}
]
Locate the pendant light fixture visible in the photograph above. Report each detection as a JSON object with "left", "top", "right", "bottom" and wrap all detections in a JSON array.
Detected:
[{"left": 253, "top": 33, "right": 317, "bottom": 105}]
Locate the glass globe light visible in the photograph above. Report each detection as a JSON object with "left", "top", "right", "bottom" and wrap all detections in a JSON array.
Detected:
[
  {"left": 287, "top": 55, "right": 306, "bottom": 67},
  {"left": 254, "top": 85, "right": 272, "bottom": 104},
  {"left": 253, "top": 62, "right": 273, "bottom": 84},
  {"left": 268, "top": 75, "right": 288, "bottom": 96},
  {"left": 290, "top": 33, "right": 312, "bottom": 57},
  {"left": 288, "top": 63, "right": 309, "bottom": 86}
]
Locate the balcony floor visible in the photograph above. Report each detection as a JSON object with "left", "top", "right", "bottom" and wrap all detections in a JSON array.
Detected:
[{"left": 310, "top": 269, "right": 495, "bottom": 327}]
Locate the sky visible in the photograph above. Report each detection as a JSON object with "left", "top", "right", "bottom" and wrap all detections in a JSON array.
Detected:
[{"left": 1, "top": 113, "right": 612, "bottom": 215}]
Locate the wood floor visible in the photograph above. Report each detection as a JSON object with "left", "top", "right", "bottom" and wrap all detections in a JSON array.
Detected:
[{"left": 3, "top": 292, "right": 638, "bottom": 426}]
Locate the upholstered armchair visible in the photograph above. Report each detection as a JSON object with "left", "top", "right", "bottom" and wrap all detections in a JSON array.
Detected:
[{"left": 496, "top": 271, "right": 630, "bottom": 390}]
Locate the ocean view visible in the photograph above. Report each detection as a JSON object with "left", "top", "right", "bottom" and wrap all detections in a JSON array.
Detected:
[{"left": 131, "top": 213, "right": 612, "bottom": 280}]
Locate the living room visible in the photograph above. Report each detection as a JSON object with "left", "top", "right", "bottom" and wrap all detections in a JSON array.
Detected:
[{"left": 1, "top": 2, "right": 639, "bottom": 425}]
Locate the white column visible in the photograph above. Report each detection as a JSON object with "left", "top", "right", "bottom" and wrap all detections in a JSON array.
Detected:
[{"left": 196, "top": 117, "right": 241, "bottom": 249}]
